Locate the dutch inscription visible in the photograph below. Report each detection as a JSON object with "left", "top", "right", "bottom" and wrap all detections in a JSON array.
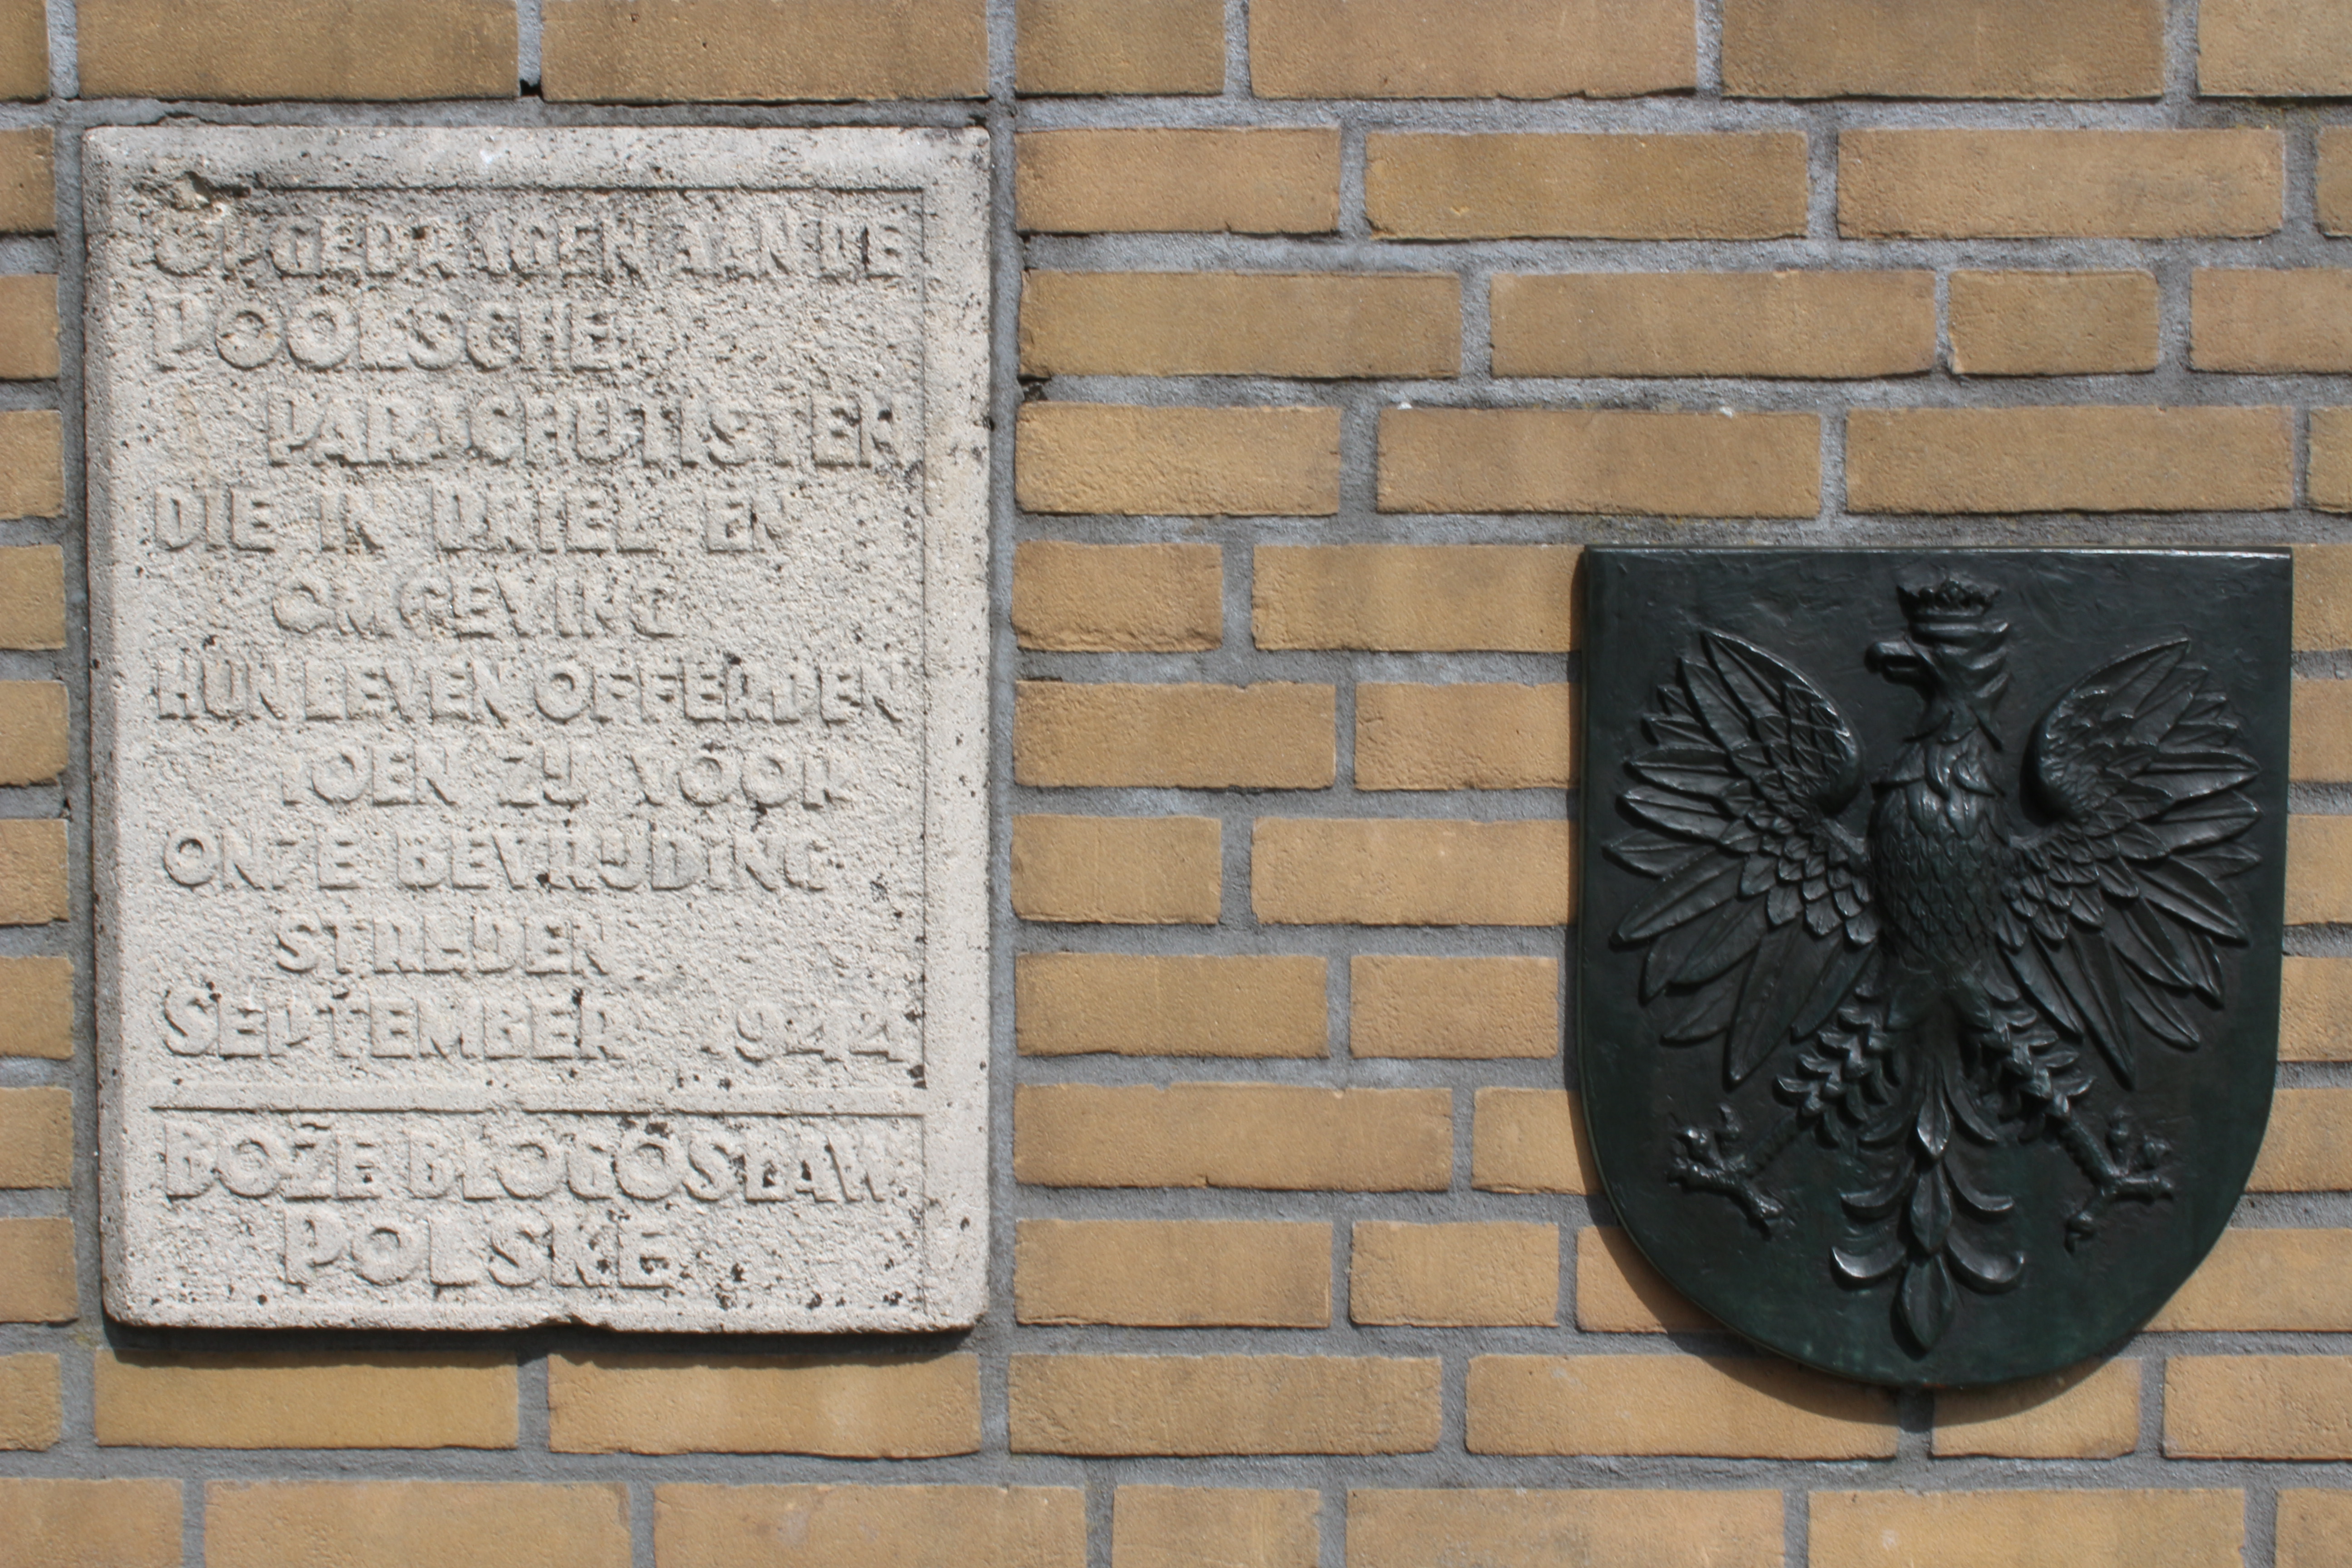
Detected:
[{"left": 88, "top": 129, "right": 990, "bottom": 1330}]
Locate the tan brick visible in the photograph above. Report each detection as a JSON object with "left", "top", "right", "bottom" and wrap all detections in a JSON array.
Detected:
[
  {"left": 1023, "top": 272, "right": 1459, "bottom": 379},
  {"left": 1350, "top": 955, "right": 1556, "bottom": 1059},
  {"left": 0, "top": 1480, "right": 180, "bottom": 1568},
  {"left": 2195, "top": 270, "right": 2352, "bottom": 372},
  {"left": 1346, "top": 1489, "right": 1784, "bottom": 1568},
  {"left": 1018, "top": 129, "right": 1340, "bottom": 235},
  {"left": 94, "top": 1351, "right": 517, "bottom": 1448},
  {"left": 542, "top": 0, "right": 983, "bottom": 101},
  {"left": 209, "top": 1482, "right": 628, "bottom": 1568},
  {"left": 656, "top": 1485, "right": 1086, "bottom": 1568},
  {"left": 1846, "top": 406, "right": 2292, "bottom": 513},
  {"left": 2325, "top": 131, "right": 2352, "bottom": 235},
  {"left": 2201, "top": 0, "right": 2352, "bottom": 96},
  {"left": 0, "top": 954, "right": 69, "bottom": 1058},
  {"left": 1810, "top": 1490, "right": 2241, "bottom": 1568},
  {"left": 549, "top": 1353, "right": 979, "bottom": 1455},
  {"left": 1011, "top": 1354, "right": 1441, "bottom": 1455},
  {"left": 0, "top": 129, "right": 53, "bottom": 234},
  {"left": 1367, "top": 132, "right": 1809, "bottom": 241},
  {"left": 2280, "top": 1491, "right": 2352, "bottom": 1568},
  {"left": 1493, "top": 271, "right": 1934, "bottom": 379},
  {"left": 1019, "top": 404, "right": 1340, "bottom": 517},
  {"left": 1017, "top": 0, "right": 1223, "bottom": 94},
  {"left": 1017, "top": 1220, "right": 1331, "bottom": 1327},
  {"left": 1250, "top": 0, "right": 1693, "bottom": 98},
  {"left": 1011, "top": 815, "right": 1221, "bottom": 925},
  {"left": 1840, "top": 130, "right": 2283, "bottom": 239},
  {"left": 1254, "top": 818, "right": 1572, "bottom": 926},
  {"left": 2287, "top": 816, "right": 2352, "bottom": 924},
  {"left": 1574, "top": 1226, "right": 1715, "bottom": 1332},
  {"left": 1350, "top": 1221, "right": 1558, "bottom": 1327},
  {"left": 0, "top": 1084, "right": 67, "bottom": 1187},
  {"left": 1725, "top": 0, "right": 2161, "bottom": 98},
  {"left": 2310, "top": 408, "right": 2352, "bottom": 513},
  {"left": 1015, "top": 682, "right": 1335, "bottom": 789},
  {"left": 0, "top": 0, "right": 45, "bottom": 99},
  {"left": 1014, "top": 541, "right": 1222, "bottom": 653},
  {"left": 1379, "top": 408, "right": 1820, "bottom": 518},
  {"left": 0, "top": 1353, "right": 59, "bottom": 1449},
  {"left": 1949, "top": 270, "right": 2160, "bottom": 376},
  {"left": 0, "top": 544, "right": 65, "bottom": 647},
  {"left": 2251, "top": 1088, "right": 2352, "bottom": 1191},
  {"left": 2294, "top": 682, "right": 2352, "bottom": 781},
  {"left": 1257, "top": 545, "right": 1580, "bottom": 653},
  {"left": 2151, "top": 1230, "right": 2352, "bottom": 1331},
  {"left": 1356, "top": 683, "right": 1573, "bottom": 792},
  {"left": 1014, "top": 1083, "right": 1452, "bottom": 1191},
  {"left": 1116, "top": 1487, "right": 1318, "bottom": 1568},
  {"left": 1473, "top": 1088, "right": 1597, "bottom": 1194},
  {"left": 0, "top": 409, "right": 63, "bottom": 518},
  {"left": 81, "top": 0, "right": 513, "bottom": 98},
  {"left": 0, "top": 1216, "right": 74, "bottom": 1321},
  {"left": 2296, "top": 545, "right": 2352, "bottom": 648},
  {"left": 0, "top": 275, "right": 58, "bottom": 379},
  {"left": 1466, "top": 1355, "right": 1896, "bottom": 1457},
  {"left": 1017, "top": 953, "right": 1328, "bottom": 1058},
  {"left": 0, "top": 819, "right": 67, "bottom": 925},
  {"left": 2282, "top": 957, "right": 2352, "bottom": 1061},
  {"left": 2167, "top": 1355, "right": 2352, "bottom": 1458},
  {"left": 0, "top": 681, "right": 66, "bottom": 785},
  {"left": 1932, "top": 1359, "right": 2143, "bottom": 1458}
]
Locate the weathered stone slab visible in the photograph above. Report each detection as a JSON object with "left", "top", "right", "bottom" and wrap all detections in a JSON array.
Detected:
[{"left": 84, "top": 127, "right": 990, "bottom": 1330}]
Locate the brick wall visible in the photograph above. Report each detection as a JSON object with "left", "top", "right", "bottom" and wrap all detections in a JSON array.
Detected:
[{"left": 4, "top": 1, "right": 2352, "bottom": 1564}]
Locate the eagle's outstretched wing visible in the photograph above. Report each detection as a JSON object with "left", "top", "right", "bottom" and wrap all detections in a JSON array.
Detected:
[
  {"left": 1608, "top": 631, "right": 1881, "bottom": 1086},
  {"left": 2003, "top": 640, "right": 2260, "bottom": 1089}
]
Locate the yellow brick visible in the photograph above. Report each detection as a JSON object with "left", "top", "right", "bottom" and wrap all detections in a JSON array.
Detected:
[
  {"left": 1016, "top": 0, "right": 1223, "bottom": 94},
  {"left": 1847, "top": 407, "right": 2292, "bottom": 513},
  {"left": 1467, "top": 1356, "right": 1896, "bottom": 1457},
  {"left": 1010, "top": 1354, "right": 1441, "bottom": 1455},
  {"left": 542, "top": 0, "right": 984, "bottom": 101},
  {"left": 656, "top": 1485, "right": 1086, "bottom": 1568},
  {"left": 0, "top": 275, "right": 58, "bottom": 379},
  {"left": 2282, "top": 957, "right": 2352, "bottom": 1061},
  {"left": 2168, "top": 1355, "right": 2352, "bottom": 1458},
  {"left": 94, "top": 1351, "right": 517, "bottom": 1448},
  {"left": 2280, "top": 1490, "right": 2352, "bottom": 1568},
  {"left": 0, "top": 544, "right": 64, "bottom": 647},
  {"left": 1015, "top": 682, "right": 1335, "bottom": 789},
  {"left": 2151, "top": 1230, "right": 2352, "bottom": 1331},
  {"left": 1378, "top": 408, "right": 1821, "bottom": 517},
  {"left": 549, "top": 1353, "right": 979, "bottom": 1455},
  {"left": 2295, "top": 545, "right": 2352, "bottom": 648},
  {"left": 1022, "top": 273, "right": 1459, "bottom": 379},
  {"left": 2287, "top": 817, "right": 2352, "bottom": 924},
  {"left": 1840, "top": 129, "right": 2283, "bottom": 239},
  {"left": 1012, "top": 540, "right": 1221, "bottom": 652},
  {"left": 1115, "top": 1487, "right": 1318, "bottom": 1568},
  {"left": 1932, "top": 1359, "right": 2143, "bottom": 1458},
  {"left": 1346, "top": 1489, "right": 1784, "bottom": 1568},
  {"left": 0, "top": 409, "right": 63, "bottom": 518},
  {"left": 1249, "top": 0, "right": 1693, "bottom": 98},
  {"left": 0, "top": 819, "right": 67, "bottom": 924},
  {"left": 208, "top": 1483, "right": 629, "bottom": 1568},
  {"left": 1949, "top": 270, "right": 2160, "bottom": 376},
  {"left": 0, "top": 953, "right": 69, "bottom": 1058},
  {"left": 1018, "top": 129, "right": 1340, "bottom": 235},
  {"left": 0, "top": 129, "right": 53, "bottom": 234},
  {"left": 1349, "top": 1221, "right": 1558, "bottom": 1327},
  {"left": 2309, "top": 408, "right": 2352, "bottom": 513},
  {"left": 1473, "top": 1088, "right": 1597, "bottom": 1194},
  {"left": 1257, "top": 544, "right": 1580, "bottom": 653},
  {"left": 1011, "top": 815, "right": 1221, "bottom": 925},
  {"left": 0, "top": 681, "right": 66, "bottom": 785},
  {"left": 0, "top": 1216, "right": 74, "bottom": 1321},
  {"left": 1017, "top": 1220, "right": 1331, "bottom": 1327},
  {"left": 2294, "top": 682, "right": 2352, "bottom": 781},
  {"left": 1367, "top": 132, "right": 1809, "bottom": 240},
  {"left": 2251, "top": 1088, "right": 2352, "bottom": 1190},
  {"left": 1810, "top": 1490, "right": 2241, "bottom": 1568},
  {"left": 0, "top": 1353, "right": 59, "bottom": 1450},
  {"left": 1574, "top": 1226, "right": 1715, "bottom": 1332},
  {"left": 0, "top": 1480, "right": 180, "bottom": 1568},
  {"left": 0, "top": 1084, "right": 67, "bottom": 1186},
  {"left": 1492, "top": 271, "right": 1935, "bottom": 379},
  {"left": 1014, "top": 1083, "right": 1452, "bottom": 1191},
  {"left": 1350, "top": 955, "right": 1556, "bottom": 1060},
  {"left": 2201, "top": 0, "right": 2352, "bottom": 96},
  {"left": 1254, "top": 818, "right": 1572, "bottom": 926},
  {"left": 1017, "top": 953, "right": 1328, "bottom": 1058},
  {"left": 0, "top": 0, "right": 45, "bottom": 99},
  {"left": 2326, "top": 131, "right": 2352, "bottom": 235},
  {"left": 1019, "top": 404, "right": 1340, "bottom": 517},
  {"left": 1356, "top": 683, "right": 1573, "bottom": 791},
  {"left": 2195, "top": 270, "right": 2352, "bottom": 372},
  {"left": 1725, "top": 0, "right": 2162, "bottom": 98},
  {"left": 80, "top": 0, "right": 514, "bottom": 98}
]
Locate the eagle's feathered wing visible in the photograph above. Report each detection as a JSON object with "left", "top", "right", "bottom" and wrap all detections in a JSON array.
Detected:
[{"left": 1608, "top": 632, "right": 1882, "bottom": 1087}]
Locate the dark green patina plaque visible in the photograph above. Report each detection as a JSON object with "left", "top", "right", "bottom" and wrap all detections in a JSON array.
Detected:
[{"left": 1579, "top": 550, "right": 2290, "bottom": 1388}]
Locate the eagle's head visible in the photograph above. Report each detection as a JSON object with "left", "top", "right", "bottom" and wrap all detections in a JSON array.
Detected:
[{"left": 1869, "top": 574, "right": 2011, "bottom": 734}]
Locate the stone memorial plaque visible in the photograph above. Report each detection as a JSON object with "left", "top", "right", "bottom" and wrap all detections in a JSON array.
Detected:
[{"left": 85, "top": 128, "right": 990, "bottom": 1330}]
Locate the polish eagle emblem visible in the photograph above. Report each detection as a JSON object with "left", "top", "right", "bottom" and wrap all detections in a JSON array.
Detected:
[{"left": 1607, "top": 573, "right": 2263, "bottom": 1352}]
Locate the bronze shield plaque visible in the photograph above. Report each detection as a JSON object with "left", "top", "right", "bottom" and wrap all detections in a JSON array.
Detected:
[{"left": 1578, "top": 550, "right": 2290, "bottom": 1388}]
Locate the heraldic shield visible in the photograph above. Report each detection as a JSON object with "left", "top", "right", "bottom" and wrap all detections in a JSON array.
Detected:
[{"left": 1578, "top": 550, "right": 2291, "bottom": 1389}]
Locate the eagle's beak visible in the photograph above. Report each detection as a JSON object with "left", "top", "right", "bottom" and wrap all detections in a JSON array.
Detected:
[{"left": 1868, "top": 639, "right": 1928, "bottom": 681}]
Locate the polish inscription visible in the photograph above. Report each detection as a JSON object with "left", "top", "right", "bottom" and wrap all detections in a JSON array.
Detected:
[{"left": 88, "top": 128, "right": 990, "bottom": 1330}]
